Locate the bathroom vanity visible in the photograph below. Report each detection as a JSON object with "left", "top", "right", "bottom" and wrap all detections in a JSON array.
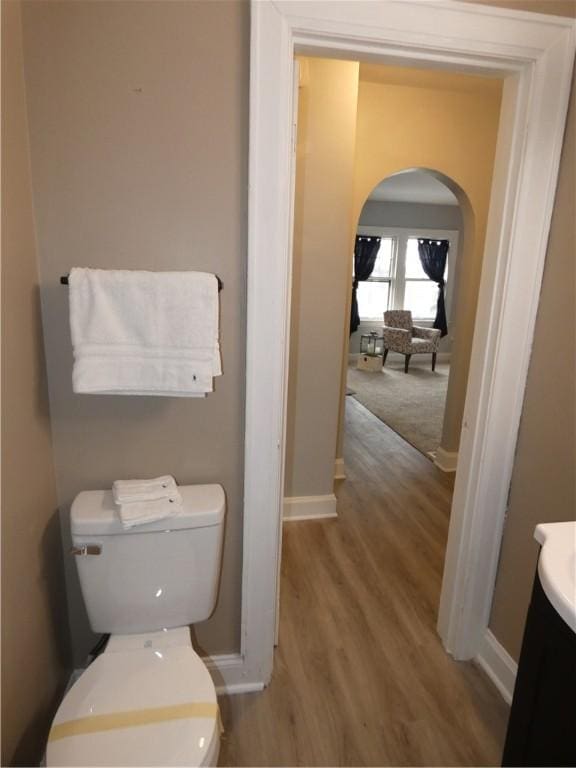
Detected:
[{"left": 502, "top": 522, "right": 576, "bottom": 767}]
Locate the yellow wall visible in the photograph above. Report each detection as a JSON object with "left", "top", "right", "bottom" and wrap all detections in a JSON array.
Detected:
[
  {"left": 1, "top": 2, "right": 72, "bottom": 763},
  {"left": 285, "top": 58, "right": 359, "bottom": 497},
  {"left": 352, "top": 67, "right": 502, "bottom": 453}
]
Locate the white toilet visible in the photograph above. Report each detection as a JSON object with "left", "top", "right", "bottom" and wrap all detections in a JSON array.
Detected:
[{"left": 47, "top": 484, "right": 225, "bottom": 767}]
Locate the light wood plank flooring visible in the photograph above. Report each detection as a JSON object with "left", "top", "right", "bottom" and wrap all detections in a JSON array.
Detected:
[{"left": 218, "top": 398, "right": 508, "bottom": 766}]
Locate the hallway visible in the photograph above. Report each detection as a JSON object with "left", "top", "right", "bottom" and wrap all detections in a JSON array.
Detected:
[{"left": 218, "top": 398, "right": 508, "bottom": 766}]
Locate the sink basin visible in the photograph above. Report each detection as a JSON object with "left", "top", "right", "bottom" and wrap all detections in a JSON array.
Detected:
[{"left": 534, "top": 521, "right": 576, "bottom": 633}]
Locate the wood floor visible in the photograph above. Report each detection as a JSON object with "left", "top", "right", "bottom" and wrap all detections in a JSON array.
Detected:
[{"left": 218, "top": 398, "right": 508, "bottom": 766}]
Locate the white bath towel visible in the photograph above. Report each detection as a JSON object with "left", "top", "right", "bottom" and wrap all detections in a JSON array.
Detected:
[
  {"left": 112, "top": 475, "right": 181, "bottom": 505},
  {"left": 68, "top": 268, "right": 221, "bottom": 396},
  {"left": 118, "top": 496, "right": 183, "bottom": 529}
]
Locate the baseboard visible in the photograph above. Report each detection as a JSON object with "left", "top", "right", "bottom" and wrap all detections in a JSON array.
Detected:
[
  {"left": 432, "top": 446, "right": 458, "bottom": 472},
  {"left": 475, "top": 629, "right": 517, "bottom": 705},
  {"left": 334, "top": 457, "right": 346, "bottom": 480},
  {"left": 283, "top": 494, "right": 338, "bottom": 521},
  {"left": 204, "top": 653, "right": 265, "bottom": 695}
]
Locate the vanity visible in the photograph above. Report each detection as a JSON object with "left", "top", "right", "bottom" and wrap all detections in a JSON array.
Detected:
[{"left": 502, "top": 521, "right": 576, "bottom": 767}]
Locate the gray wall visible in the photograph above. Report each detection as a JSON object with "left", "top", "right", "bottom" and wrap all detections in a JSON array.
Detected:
[
  {"left": 359, "top": 200, "right": 462, "bottom": 230},
  {"left": 1, "top": 3, "right": 72, "bottom": 763},
  {"left": 21, "top": 0, "right": 249, "bottom": 664}
]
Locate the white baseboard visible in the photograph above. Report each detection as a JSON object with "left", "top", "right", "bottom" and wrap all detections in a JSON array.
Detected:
[
  {"left": 432, "top": 446, "right": 458, "bottom": 472},
  {"left": 204, "top": 653, "right": 265, "bottom": 695},
  {"left": 334, "top": 457, "right": 346, "bottom": 480},
  {"left": 475, "top": 629, "right": 518, "bottom": 705},
  {"left": 283, "top": 494, "right": 338, "bottom": 521}
]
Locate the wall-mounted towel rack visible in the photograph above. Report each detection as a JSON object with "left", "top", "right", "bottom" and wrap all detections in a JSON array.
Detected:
[{"left": 60, "top": 274, "right": 223, "bottom": 291}]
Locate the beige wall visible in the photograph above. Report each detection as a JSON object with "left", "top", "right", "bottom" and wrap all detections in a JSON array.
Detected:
[
  {"left": 1, "top": 2, "right": 72, "bottom": 764},
  {"left": 285, "top": 58, "right": 359, "bottom": 497},
  {"left": 6, "top": 11, "right": 573, "bottom": 754},
  {"left": 461, "top": 0, "right": 576, "bottom": 17},
  {"left": 21, "top": 0, "right": 249, "bottom": 664}
]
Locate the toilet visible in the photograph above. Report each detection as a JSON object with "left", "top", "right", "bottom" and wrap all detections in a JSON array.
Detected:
[{"left": 47, "top": 484, "right": 225, "bottom": 767}]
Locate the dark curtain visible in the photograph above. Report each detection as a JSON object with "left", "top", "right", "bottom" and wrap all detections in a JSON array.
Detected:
[
  {"left": 350, "top": 235, "right": 381, "bottom": 335},
  {"left": 417, "top": 238, "right": 449, "bottom": 337}
]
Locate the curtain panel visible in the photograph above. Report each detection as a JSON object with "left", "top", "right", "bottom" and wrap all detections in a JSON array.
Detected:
[
  {"left": 417, "top": 238, "right": 449, "bottom": 337},
  {"left": 350, "top": 236, "right": 381, "bottom": 335}
]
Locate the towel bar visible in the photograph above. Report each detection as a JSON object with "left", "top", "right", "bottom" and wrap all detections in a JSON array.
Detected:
[{"left": 60, "top": 274, "right": 223, "bottom": 291}]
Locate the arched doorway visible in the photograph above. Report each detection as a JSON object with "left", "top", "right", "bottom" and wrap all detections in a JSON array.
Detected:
[{"left": 348, "top": 168, "right": 475, "bottom": 468}]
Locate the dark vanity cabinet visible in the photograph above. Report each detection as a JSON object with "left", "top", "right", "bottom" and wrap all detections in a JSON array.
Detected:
[{"left": 502, "top": 571, "right": 576, "bottom": 767}]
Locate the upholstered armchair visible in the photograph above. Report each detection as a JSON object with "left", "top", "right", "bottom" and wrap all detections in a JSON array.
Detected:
[{"left": 382, "top": 310, "right": 441, "bottom": 373}]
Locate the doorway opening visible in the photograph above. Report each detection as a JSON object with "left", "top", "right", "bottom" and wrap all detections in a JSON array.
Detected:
[
  {"left": 239, "top": 0, "right": 574, "bottom": 693},
  {"left": 349, "top": 168, "right": 470, "bottom": 463},
  {"left": 283, "top": 53, "right": 500, "bottom": 666}
]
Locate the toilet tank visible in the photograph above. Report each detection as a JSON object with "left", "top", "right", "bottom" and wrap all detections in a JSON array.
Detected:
[{"left": 71, "top": 485, "right": 225, "bottom": 634}]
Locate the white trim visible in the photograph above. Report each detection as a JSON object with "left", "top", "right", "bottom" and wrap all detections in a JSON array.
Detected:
[
  {"left": 432, "top": 447, "right": 459, "bottom": 473},
  {"left": 242, "top": 0, "right": 295, "bottom": 687},
  {"left": 475, "top": 629, "right": 518, "bottom": 705},
  {"left": 283, "top": 494, "right": 338, "bottom": 521},
  {"left": 334, "top": 457, "right": 346, "bottom": 480},
  {"left": 204, "top": 653, "right": 266, "bottom": 695},
  {"left": 245, "top": 0, "right": 575, "bottom": 686},
  {"left": 437, "top": 22, "right": 573, "bottom": 658}
]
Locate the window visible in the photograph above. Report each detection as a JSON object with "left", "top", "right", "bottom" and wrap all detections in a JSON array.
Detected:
[
  {"left": 356, "top": 228, "right": 454, "bottom": 322},
  {"left": 355, "top": 237, "right": 394, "bottom": 320},
  {"left": 404, "top": 237, "right": 446, "bottom": 320}
]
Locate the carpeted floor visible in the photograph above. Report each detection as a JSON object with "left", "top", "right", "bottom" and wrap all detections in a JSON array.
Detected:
[{"left": 347, "top": 356, "right": 449, "bottom": 457}]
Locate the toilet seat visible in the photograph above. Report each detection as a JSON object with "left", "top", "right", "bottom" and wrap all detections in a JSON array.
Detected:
[{"left": 46, "top": 633, "right": 219, "bottom": 767}]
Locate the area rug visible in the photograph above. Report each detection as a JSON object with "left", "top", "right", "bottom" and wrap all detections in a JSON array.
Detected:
[{"left": 347, "top": 358, "right": 449, "bottom": 457}]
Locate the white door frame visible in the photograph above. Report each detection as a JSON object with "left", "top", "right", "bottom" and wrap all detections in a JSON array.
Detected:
[{"left": 234, "top": 0, "right": 575, "bottom": 689}]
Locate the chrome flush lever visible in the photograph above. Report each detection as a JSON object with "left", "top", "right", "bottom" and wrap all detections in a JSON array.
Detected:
[{"left": 70, "top": 544, "right": 102, "bottom": 556}]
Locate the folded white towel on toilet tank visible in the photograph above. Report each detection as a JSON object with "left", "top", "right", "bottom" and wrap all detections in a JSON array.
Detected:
[
  {"left": 112, "top": 475, "right": 183, "bottom": 528},
  {"left": 68, "top": 268, "right": 221, "bottom": 396},
  {"left": 118, "top": 496, "right": 183, "bottom": 529},
  {"left": 112, "top": 475, "right": 181, "bottom": 505}
]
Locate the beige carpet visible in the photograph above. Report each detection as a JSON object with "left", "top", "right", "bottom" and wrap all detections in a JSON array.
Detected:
[{"left": 347, "top": 357, "right": 449, "bottom": 457}]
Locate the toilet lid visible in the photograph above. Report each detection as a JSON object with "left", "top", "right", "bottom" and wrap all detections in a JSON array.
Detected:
[{"left": 46, "top": 644, "right": 219, "bottom": 767}]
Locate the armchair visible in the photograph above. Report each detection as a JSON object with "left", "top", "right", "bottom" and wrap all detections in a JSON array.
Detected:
[{"left": 382, "top": 310, "right": 441, "bottom": 373}]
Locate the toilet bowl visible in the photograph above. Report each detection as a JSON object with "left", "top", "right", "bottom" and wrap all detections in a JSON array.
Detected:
[
  {"left": 47, "top": 628, "right": 219, "bottom": 767},
  {"left": 47, "top": 484, "right": 225, "bottom": 767}
]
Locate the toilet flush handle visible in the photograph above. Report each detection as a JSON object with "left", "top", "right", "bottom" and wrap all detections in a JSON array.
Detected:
[{"left": 70, "top": 544, "right": 102, "bottom": 556}]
